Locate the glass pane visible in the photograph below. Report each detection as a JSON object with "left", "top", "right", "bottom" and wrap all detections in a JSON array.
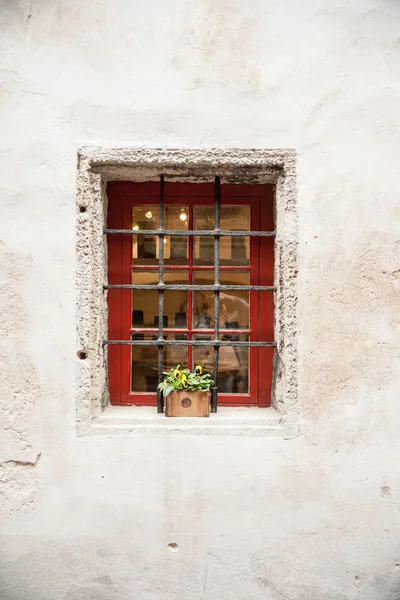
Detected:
[
  {"left": 132, "top": 206, "right": 159, "bottom": 265},
  {"left": 193, "top": 272, "right": 250, "bottom": 330},
  {"left": 194, "top": 206, "right": 250, "bottom": 266},
  {"left": 132, "top": 206, "right": 189, "bottom": 265},
  {"left": 131, "top": 334, "right": 188, "bottom": 392},
  {"left": 193, "top": 335, "right": 249, "bottom": 394},
  {"left": 132, "top": 271, "right": 188, "bottom": 328},
  {"left": 194, "top": 205, "right": 250, "bottom": 231},
  {"left": 220, "top": 334, "right": 249, "bottom": 394},
  {"left": 193, "top": 343, "right": 213, "bottom": 374}
]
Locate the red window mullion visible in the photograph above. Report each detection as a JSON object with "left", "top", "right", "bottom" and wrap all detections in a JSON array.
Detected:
[
  {"left": 258, "top": 185, "right": 275, "bottom": 407},
  {"left": 107, "top": 195, "right": 123, "bottom": 404},
  {"left": 120, "top": 200, "right": 135, "bottom": 401}
]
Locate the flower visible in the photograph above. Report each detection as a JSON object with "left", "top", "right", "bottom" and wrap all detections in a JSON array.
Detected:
[
  {"left": 174, "top": 370, "right": 181, "bottom": 380},
  {"left": 181, "top": 374, "right": 188, "bottom": 388},
  {"left": 195, "top": 365, "right": 203, "bottom": 375}
]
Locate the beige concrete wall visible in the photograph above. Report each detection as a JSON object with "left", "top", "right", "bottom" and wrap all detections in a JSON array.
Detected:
[{"left": 1, "top": 1, "right": 400, "bottom": 598}]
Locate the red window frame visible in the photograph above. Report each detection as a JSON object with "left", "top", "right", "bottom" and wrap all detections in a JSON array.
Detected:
[{"left": 107, "top": 181, "right": 274, "bottom": 407}]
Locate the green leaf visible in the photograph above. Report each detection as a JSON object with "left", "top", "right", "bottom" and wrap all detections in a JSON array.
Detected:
[
  {"left": 159, "top": 364, "right": 213, "bottom": 393},
  {"left": 163, "top": 384, "right": 174, "bottom": 398}
]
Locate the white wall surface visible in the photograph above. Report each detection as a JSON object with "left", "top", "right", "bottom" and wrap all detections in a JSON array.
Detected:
[{"left": 1, "top": 1, "right": 400, "bottom": 598}]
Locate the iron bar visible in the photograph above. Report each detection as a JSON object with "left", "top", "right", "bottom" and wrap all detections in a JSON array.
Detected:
[
  {"left": 106, "top": 340, "right": 276, "bottom": 347},
  {"left": 130, "top": 264, "right": 251, "bottom": 271},
  {"left": 129, "top": 328, "right": 252, "bottom": 335},
  {"left": 187, "top": 203, "right": 194, "bottom": 372},
  {"left": 105, "top": 284, "right": 275, "bottom": 291},
  {"left": 105, "top": 229, "right": 275, "bottom": 237},
  {"left": 212, "top": 176, "right": 221, "bottom": 413},
  {"left": 157, "top": 175, "right": 165, "bottom": 413}
]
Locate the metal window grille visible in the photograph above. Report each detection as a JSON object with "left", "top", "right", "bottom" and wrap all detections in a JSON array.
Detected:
[{"left": 104, "top": 176, "right": 276, "bottom": 412}]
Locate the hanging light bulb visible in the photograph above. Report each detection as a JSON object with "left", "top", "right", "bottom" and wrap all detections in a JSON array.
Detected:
[
  {"left": 132, "top": 224, "right": 139, "bottom": 231},
  {"left": 179, "top": 208, "right": 187, "bottom": 222},
  {"left": 145, "top": 210, "right": 153, "bottom": 219}
]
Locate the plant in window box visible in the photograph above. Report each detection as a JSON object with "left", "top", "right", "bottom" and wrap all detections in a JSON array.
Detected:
[{"left": 158, "top": 364, "right": 214, "bottom": 417}]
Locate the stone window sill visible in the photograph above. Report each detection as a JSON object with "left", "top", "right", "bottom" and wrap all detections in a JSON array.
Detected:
[{"left": 88, "top": 405, "right": 285, "bottom": 437}]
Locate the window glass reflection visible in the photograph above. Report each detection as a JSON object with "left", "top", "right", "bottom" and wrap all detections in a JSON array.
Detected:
[
  {"left": 193, "top": 272, "right": 250, "bottom": 330},
  {"left": 129, "top": 202, "right": 253, "bottom": 397},
  {"left": 194, "top": 206, "right": 250, "bottom": 266},
  {"left": 132, "top": 271, "right": 188, "bottom": 328},
  {"left": 132, "top": 206, "right": 188, "bottom": 265},
  {"left": 131, "top": 334, "right": 188, "bottom": 392},
  {"left": 193, "top": 335, "right": 249, "bottom": 394}
]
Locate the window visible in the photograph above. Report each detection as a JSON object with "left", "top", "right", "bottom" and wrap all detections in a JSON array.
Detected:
[
  {"left": 106, "top": 179, "right": 275, "bottom": 410},
  {"left": 76, "top": 148, "right": 297, "bottom": 435}
]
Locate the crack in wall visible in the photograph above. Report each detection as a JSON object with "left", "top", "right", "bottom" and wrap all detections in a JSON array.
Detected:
[{"left": 0, "top": 453, "right": 41, "bottom": 469}]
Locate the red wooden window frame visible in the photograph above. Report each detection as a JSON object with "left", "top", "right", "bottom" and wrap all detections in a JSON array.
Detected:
[{"left": 107, "top": 182, "right": 274, "bottom": 407}]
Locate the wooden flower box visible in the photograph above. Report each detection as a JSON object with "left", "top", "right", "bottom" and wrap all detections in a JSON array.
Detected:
[{"left": 165, "top": 390, "right": 210, "bottom": 418}]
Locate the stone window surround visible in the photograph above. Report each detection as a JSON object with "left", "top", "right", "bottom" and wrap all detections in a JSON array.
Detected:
[{"left": 76, "top": 147, "right": 298, "bottom": 438}]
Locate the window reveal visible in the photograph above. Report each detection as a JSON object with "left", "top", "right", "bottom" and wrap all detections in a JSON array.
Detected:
[{"left": 106, "top": 178, "right": 276, "bottom": 411}]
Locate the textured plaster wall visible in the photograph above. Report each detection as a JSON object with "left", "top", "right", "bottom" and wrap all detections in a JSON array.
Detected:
[{"left": 1, "top": 1, "right": 400, "bottom": 599}]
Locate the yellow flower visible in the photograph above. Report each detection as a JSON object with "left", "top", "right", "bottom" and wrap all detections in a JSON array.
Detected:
[
  {"left": 195, "top": 365, "right": 203, "bottom": 375},
  {"left": 181, "top": 374, "right": 188, "bottom": 388},
  {"left": 174, "top": 370, "right": 181, "bottom": 380}
]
